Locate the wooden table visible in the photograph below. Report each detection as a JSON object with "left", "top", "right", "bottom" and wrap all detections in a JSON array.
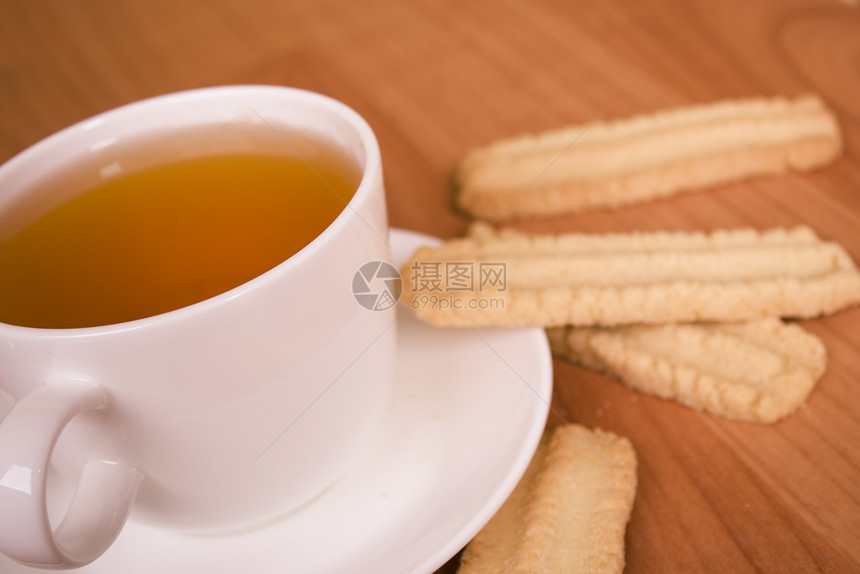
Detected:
[{"left": 2, "top": 0, "right": 859, "bottom": 571}]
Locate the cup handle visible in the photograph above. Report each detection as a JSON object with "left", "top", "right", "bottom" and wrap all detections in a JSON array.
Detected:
[{"left": 0, "top": 382, "right": 144, "bottom": 569}]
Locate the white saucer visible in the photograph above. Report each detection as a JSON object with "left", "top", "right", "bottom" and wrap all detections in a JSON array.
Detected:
[{"left": 1, "top": 229, "right": 552, "bottom": 574}]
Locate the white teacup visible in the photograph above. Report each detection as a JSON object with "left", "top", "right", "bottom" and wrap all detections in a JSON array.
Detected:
[{"left": 0, "top": 86, "right": 396, "bottom": 568}]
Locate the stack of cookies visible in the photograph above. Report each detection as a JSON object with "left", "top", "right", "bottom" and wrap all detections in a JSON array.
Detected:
[
  {"left": 401, "top": 95, "right": 855, "bottom": 572},
  {"left": 405, "top": 222, "right": 855, "bottom": 424}
]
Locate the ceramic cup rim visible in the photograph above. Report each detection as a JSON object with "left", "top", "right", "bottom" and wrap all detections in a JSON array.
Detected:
[{"left": 0, "top": 85, "right": 383, "bottom": 337}]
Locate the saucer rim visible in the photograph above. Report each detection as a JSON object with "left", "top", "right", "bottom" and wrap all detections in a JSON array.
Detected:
[{"left": 388, "top": 228, "right": 552, "bottom": 573}]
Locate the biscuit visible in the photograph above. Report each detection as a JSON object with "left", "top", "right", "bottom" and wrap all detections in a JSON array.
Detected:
[
  {"left": 455, "top": 95, "right": 841, "bottom": 220},
  {"left": 401, "top": 224, "right": 860, "bottom": 327},
  {"left": 547, "top": 318, "right": 827, "bottom": 423},
  {"left": 458, "top": 424, "right": 637, "bottom": 574}
]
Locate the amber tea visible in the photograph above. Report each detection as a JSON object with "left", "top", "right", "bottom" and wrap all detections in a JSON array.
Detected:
[{"left": 0, "top": 133, "right": 360, "bottom": 329}]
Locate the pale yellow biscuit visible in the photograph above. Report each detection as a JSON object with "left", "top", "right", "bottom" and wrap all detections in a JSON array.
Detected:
[
  {"left": 548, "top": 318, "right": 827, "bottom": 423},
  {"left": 456, "top": 95, "right": 841, "bottom": 220},
  {"left": 458, "top": 424, "right": 637, "bottom": 574},
  {"left": 401, "top": 225, "right": 860, "bottom": 327}
]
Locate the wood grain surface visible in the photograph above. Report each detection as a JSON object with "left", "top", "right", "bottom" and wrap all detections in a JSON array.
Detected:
[{"left": 2, "top": 0, "right": 859, "bottom": 572}]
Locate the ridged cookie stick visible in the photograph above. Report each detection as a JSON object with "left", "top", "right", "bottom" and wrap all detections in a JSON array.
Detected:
[
  {"left": 458, "top": 424, "right": 637, "bottom": 574},
  {"left": 547, "top": 319, "right": 827, "bottom": 423},
  {"left": 456, "top": 95, "right": 841, "bottom": 220},
  {"left": 401, "top": 225, "right": 860, "bottom": 327}
]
